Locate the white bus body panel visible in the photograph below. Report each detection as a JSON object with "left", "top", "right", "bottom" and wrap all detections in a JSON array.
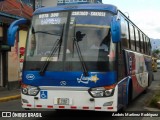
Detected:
[{"left": 22, "top": 86, "right": 118, "bottom": 112}]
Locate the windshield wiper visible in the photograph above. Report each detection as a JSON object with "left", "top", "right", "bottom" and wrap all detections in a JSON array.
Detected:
[
  {"left": 34, "top": 31, "right": 61, "bottom": 36},
  {"left": 39, "top": 24, "right": 64, "bottom": 76},
  {"left": 73, "top": 22, "right": 89, "bottom": 76}
]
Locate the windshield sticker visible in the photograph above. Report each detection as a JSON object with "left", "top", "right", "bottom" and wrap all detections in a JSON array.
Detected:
[
  {"left": 40, "top": 91, "right": 48, "bottom": 99},
  {"left": 50, "top": 13, "right": 59, "bottom": 17},
  {"left": 91, "top": 12, "right": 106, "bottom": 17},
  {"left": 41, "top": 18, "right": 61, "bottom": 25},
  {"left": 39, "top": 14, "right": 49, "bottom": 18},
  {"left": 41, "top": 57, "right": 58, "bottom": 61},
  {"left": 72, "top": 11, "right": 106, "bottom": 17},
  {"left": 70, "top": 17, "right": 75, "bottom": 24},
  {"left": 39, "top": 13, "right": 59, "bottom": 18},
  {"left": 72, "top": 11, "right": 88, "bottom": 16},
  {"left": 77, "top": 74, "right": 99, "bottom": 84}
]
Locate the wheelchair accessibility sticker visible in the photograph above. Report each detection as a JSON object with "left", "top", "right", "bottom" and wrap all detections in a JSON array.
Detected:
[{"left": 40, "top": 91, "right": 48, "bottom": 99}]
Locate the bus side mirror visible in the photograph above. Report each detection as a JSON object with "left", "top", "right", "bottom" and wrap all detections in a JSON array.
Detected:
[
  {"left": 111, "top": 16, "right": 121, "bottom": 43},
  {"left": 7, "top": 18, "right": 29, "bottom": 46}
]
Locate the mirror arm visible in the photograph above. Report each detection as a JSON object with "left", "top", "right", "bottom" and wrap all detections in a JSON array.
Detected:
[
  {"left": 111, "top": 16, "right": 121, "bottom": 43},
  {"left": 7, "top": 18, "right": 29, "bottom": 46}
]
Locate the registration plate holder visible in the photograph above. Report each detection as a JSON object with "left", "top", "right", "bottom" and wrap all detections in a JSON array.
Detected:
[{"left": 54, "top": 98, "right": 72, "bottom": 105}]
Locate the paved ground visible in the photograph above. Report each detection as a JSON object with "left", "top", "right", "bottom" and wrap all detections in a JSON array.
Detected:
[{"left": 0, "top": 87, "right": 20, "bottom": 102}]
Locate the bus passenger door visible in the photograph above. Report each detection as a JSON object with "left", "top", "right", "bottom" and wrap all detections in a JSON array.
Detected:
[{"left": 117, "top": 43, "right": 128, "bottom": 107}]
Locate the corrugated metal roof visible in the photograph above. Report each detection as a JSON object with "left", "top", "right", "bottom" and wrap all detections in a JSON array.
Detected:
[{"left": 0, "top": 0, "right": 33, "bottom": 21}]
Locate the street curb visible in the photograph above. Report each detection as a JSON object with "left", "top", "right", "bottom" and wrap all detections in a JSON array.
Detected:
[{"left": 0, "top": 95, "right": 21, "bottom": 102}]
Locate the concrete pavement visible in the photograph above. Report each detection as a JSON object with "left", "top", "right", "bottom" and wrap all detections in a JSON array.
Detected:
[{"left": 0, "top": 87, "right": 21, "bottom": 103}]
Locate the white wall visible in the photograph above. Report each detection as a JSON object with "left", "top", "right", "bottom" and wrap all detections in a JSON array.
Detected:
[{"left": 42, "top": 0, "right": 57, "bottom": 7}]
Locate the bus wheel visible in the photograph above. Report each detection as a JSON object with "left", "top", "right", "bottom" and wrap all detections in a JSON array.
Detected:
[
  {"left": 118, "top": 105, "right": 127, "bottom": 112},
  {"left": 143, "top": 76, "right": 151, "bottom": 94},
  {"left": 143, "top": 88, "right": 148, "bottom": 94}
]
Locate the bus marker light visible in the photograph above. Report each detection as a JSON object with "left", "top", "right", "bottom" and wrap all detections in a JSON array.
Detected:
[
  {"left": 27, "top": 104, "right": 32, "bottom": 107},
  {"left": 36, "top": 105, "right": 42, "bottom": 108},
  {"left": 71, "top": 106, "right": 77, "bottom": 109},
  {"left": 104, "top": 84, "right": 116, "bottom": 90},
  {"left": 47, "top": 106, "right": 53, "bottom": 108},
  {"left": 95, "top": 107, "right": 101, "bottom": 109},
  {"left": 107, "top": 107, "right": 113, "bottom": 109},
  {"left": 83, "top": 107, "right": 89, "bottom": 109},
  {"left": 59, "top": 106, "right": 65, "bottom": 109}
]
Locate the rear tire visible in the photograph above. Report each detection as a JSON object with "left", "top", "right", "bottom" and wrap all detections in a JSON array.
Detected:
[{"left": 142, "top": 88, "right": 148, "bottom": 94}]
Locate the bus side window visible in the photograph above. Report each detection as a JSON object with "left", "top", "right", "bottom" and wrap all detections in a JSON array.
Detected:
[
  {"left": 148, "top": 38, "right": 151, "bottom": 55},
  {"left": 144, "top": 36, "right": 146, "bottom": 54},
  {"left": 146, "top": 37, "right": 149, "bottom": 55},
  {"left": 135, "top": 28, "right": 140, "bottom": 52},
  {"left": 120, "top": 17, "right": 129, "bottom": 49},
  {"left": 140, "top": 32, "right": 144, "bottom": 53},
  {"left": 142, "top": 34, "right": 145, "bottom": 53},
  {"left": 129, "top": 24, "right": 135, "bottom": 51},
  {"left": 145, "top": 36, "right": 148, "bottom": 54}
]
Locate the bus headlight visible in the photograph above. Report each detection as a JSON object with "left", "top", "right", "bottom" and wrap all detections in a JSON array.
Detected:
[
  {"left": 90, "top": 90, "right": 104, "bottom": 97},
  {"left": 21, "top": 84, "right": 40, "bottom": 96},
  {"left": 88, "top": 84, "right": 115, "bottom": 98},
  {"left": 22, "top": 88, "right": 28, "bottom": 95},
  {"left": 104, "top": 89, "right": 114, "bottom": 96}
]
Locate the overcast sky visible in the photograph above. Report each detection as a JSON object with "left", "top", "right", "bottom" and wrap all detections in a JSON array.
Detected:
[{"left": 102, "top": 0, "right": 160, "bottom": 39}]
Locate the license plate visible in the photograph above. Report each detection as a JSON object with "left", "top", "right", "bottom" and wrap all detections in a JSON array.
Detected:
[{"left": 57, "top": 98, "right": 69, "bottom": 105}]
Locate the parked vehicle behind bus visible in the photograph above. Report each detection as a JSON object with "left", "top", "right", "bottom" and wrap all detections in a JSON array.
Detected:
[
  {"left": 7, "top": 4, "right": 153, "bottom": 112},
  {"left": 152, "top": 57, "right": 157, "bottom": 72},
  {"left": 157, "top": 59, "right": 160, "bottom": 69}
]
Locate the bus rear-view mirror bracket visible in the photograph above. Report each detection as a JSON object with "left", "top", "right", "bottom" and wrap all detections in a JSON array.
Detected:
[
  {"left": 111, "top": 16, "right": 121, "bottom": 43},
  {"left": 7, "top": 18, "right": 30, "bottom": 46}
]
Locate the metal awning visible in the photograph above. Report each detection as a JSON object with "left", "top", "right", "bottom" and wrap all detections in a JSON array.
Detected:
[{"left": 0, "top": 12, "right": 22, "bottom": 24}]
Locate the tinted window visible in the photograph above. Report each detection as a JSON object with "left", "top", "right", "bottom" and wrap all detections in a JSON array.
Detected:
[
  {"left": 140, "top": 33, "right": 144, "bottom": 53},
  {"left": 121, "top": 17, "right": 129, "bottom": 49},
  {"left": 135, "top": 28, "right": 140, "bottom": 52},
  {"left": 129, "top": 24, "right": 135, "bottom": 51}
]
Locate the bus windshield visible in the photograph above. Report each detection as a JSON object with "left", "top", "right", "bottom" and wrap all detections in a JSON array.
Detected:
[{"left": 24, "top": 10, "right": 116, "bottom": 72}]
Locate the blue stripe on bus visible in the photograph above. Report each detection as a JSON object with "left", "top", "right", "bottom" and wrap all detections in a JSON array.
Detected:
[
  {"left": 117, "top": 76, "right": 131, "bottom": 109},
  {"left": 22, "top": 71, "right": 117, "bottom": 87},
  {"left": 126, "top": 77, "right": 131, "bottom": 105},
  {"left": 34, "top": 4, "right": 117, "bottom": 15}
]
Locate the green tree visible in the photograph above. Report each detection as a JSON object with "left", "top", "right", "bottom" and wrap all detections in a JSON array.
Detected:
[{"left": 152, "top": 49, "right": 160, "bottom": 58}]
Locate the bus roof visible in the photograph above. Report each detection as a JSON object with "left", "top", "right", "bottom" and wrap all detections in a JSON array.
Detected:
[{"left": 34, "top": 4, "right": 117, "bottom": 15}]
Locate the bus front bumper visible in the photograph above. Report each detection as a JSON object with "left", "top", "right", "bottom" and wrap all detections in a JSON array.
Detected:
[{"left": 21, "top": 86, "right": 118, "bottom": 112}]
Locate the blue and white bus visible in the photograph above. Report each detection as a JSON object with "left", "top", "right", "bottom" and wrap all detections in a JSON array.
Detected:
[{"left": 8, "top": 4, "right": 153, "bottom": 112}]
